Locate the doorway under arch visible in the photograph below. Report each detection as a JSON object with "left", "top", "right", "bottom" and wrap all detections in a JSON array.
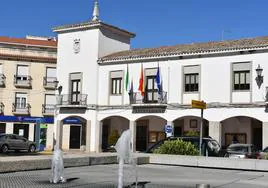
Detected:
[{"left": 221, "top": 116, "right": 262, "bottom": 150}]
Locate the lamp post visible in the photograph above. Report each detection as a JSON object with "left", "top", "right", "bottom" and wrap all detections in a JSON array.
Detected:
[
  {"left": 255, "top": 64, "right": 263, "bottom": 89},
  {"left": 53, "top": 80, "right": 62, "bottom": 150}
]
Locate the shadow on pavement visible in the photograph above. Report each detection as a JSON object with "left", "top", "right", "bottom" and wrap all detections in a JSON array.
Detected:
[{"left": 0, "top": 151, "right": 40, "bottom": 157}]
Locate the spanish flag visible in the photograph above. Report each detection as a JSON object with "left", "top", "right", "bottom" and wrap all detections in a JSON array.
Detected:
[{"left": 138, "top": 64, "right": 145, "bottom": 96}]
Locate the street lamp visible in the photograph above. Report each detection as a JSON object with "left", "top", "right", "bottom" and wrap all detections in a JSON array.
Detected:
[
  {"left": 255, "top": 64, "right": 263, "bottom": 89},
  {"left": 53, "top": 80, "right": 62, "bottom": 150}
]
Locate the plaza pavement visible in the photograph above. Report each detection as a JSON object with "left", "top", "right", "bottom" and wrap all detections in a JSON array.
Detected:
[{"left": 1, "top": 164, "right": 268, "bottom": 187}]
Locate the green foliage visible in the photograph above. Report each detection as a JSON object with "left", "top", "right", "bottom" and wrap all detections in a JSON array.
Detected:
[
  {"left": 108, "top": 129, "right": 120, "bottom": 146},
  {"left": 264, "top": 153, "right": 268, "bottom": 160},
  {"left": 153, "top": 139, "right": 199, "bottom": 155},
  {"left": 185, "top": 130, "right": 199, "bottom": 137}
]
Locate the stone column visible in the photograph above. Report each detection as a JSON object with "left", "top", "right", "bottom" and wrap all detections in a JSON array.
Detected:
[
  {"left": 86, "top": 120, "right": 91, "bottom": 153},
  {"left": 262, "top": 122, "right": 268, "bottom": 150},
  {"left": 62, "top": 125, "right": 70, "bottom": 150},
  {"left": 209, "top": 121, "right": 222, "bottom": 145},
  {"left": 5, "top": 123, "right": 13, "bottom": 134},
  {"left": 28, "top": 123, "right": 35, "bottom": 141},
  {"left": 95, "top": 121, "right": 102, "bottom": 153},
  {"left": 46, "top": 124, "right": 54, "bottom": 150},
  {"left": 55, "top": 120, "right": 63, "bottom": 149},
  {"left": 129, "top": 121, "right": 136, "bottom": 152}
]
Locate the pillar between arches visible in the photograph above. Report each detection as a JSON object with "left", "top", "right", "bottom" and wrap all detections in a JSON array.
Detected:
[
  {"left": 86, "top": 120, "right": 91, "bottom": 153},
  {"left": 209, "top": 121, "right": 221, "bottom": 145},
  {"left": 129, "top": 121, "right": 136, "bottom": 152},
  {"left": 262, "top": 122, "right": 268, "bottom": 150}
]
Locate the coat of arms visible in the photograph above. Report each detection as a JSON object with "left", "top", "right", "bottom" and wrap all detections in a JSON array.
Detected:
[{"left": 73, "top": 39, "right": 80, "bottom": 54}]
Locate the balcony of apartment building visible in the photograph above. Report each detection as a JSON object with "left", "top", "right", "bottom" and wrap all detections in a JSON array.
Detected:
[
  {"left": 57, "top": 94, "right": 87, "bottom": 108},
  {"left": 12, "top": 102, "right": 31, "bottom": 115},
  {"left": 0, "top": 102, "right": 4, "bottom": 114},
  {"left": 43, "top": 77, "right": 58, "bottom": 90},
  {"left": 0, "top": 74, "right": 6, "bottom": 87},
  {"left": 14, "top": 75, "right": 32, "bottom": 88},
  {"left": 42, "top": 104, "right": 55, "bottom": 116},
  {"left": 130, "top": 91, "right": 167, "bottom": 113}
]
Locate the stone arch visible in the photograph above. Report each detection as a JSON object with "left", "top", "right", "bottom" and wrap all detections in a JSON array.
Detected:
[
  {"left": 221, "top": 116, "right": 262, "bottom": 150},
  {"left": 100, "top": 116, "right": 130, "bottom": 152},
  {"left": 172, "top": 115, "right": 209, "bottom": 137},
  {"left": 58, "top": 115, "right": 88, "bottom": 151},
  {"left": 134, "top": 115, "right": 167, "bottom": 152}
]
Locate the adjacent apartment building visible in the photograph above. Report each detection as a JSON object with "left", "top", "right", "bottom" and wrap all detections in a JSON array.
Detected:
[
  {"left": 52, "top": 2, "right": 268, "bottom": 152},
  {"left": 0, "top": 36, "right": 57, "bottom": 150}
]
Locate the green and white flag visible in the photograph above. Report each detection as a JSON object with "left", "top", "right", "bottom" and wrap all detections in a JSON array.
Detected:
[{"left": 125, "top": 64, "right": 129, "bottom": 91}]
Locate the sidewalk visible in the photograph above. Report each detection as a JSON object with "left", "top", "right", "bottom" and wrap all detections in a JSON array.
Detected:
[{"left": 0, "top": 151, "right": 149, "bottom": 173}]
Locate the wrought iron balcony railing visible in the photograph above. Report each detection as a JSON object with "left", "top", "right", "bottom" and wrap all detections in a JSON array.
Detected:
[
  {"left": 12, "top": 103, "right": 31, "bottom": 114},
  {"left": 130, "top": 91, "right": 167, "bottom": 104},
  {"left": 42, "top": 104, "right": 55, "bottom": 115},
  {"left": 43, "top": 77, "right": 57, "bottom": 89},
  {"left": 0, "top": 102, "right": 4, "bottom": 114},
  {"left": 0, "top": 74, "right": 6, "bottom": 87},
  {"left": 56, "top": 94, "right": 87, "bottom": 106},
  {"left": 14, "top": 75, "right": 32, "bottom": 88}
]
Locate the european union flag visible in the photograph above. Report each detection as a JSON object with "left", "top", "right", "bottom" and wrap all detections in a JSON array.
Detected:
[{"left": 155, "top": 66, "right": 162, "bottom": 94}]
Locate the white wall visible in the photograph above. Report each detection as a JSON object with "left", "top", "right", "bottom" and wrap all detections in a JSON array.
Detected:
[
  {"left": 98, "top": 29, "right": 130, "bottom": 58},
  {"left": 57, "top": 29, "right": 99, "bottom": 105},
  {"left": 99, "top": 51, "right": 268, "bottom": 106}
]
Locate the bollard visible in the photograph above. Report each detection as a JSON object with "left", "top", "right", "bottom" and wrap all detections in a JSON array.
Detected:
[{"left": 196, "top": 184, "right": 210, "bottom": 188}]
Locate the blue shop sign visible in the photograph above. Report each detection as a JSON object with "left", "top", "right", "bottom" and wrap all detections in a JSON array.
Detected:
[
  {"left": 63, "top": 117, "right": 81, "bottom": 124},
  {"left": 0, "top": 115, "right": 82, "bottom": 124},
  {"left": 0, "top": 115, "right": 54, "bottom": 124}
]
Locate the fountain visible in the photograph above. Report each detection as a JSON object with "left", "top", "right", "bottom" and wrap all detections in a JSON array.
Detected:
[
  {"left": 114, "top": 129, "right": 137, "bottom": 188},
  {"left": 50, "top": 146, "right": 66, "bottom": 184}
]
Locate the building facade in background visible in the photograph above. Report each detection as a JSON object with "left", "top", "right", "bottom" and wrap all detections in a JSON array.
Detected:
[
  {"left": 53, "top": 2, "right": 268, "bottom": 152},
  {"left": 0, "top": 36, "right": 57, "bottom": 150}
]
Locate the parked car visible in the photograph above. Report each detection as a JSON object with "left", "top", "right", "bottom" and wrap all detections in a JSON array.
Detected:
[
  {"left": 259, "top": 146, "right": 268, "bottom": 159},
  {"left": 224, "top": 144, "right": 260, "bottom": 159},
  {"left": 0, "top": 134, "right": 36, "bottom": 153},
  {"left": 145, "top": 136, "right": 222, "bottom": 157}
]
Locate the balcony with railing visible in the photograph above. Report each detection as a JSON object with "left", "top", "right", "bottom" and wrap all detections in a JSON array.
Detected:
[
  {"left": 14, "top": 75, "right": 32, "bottom": 88},
  {"left": 131, "top": 91, "right": 167, "bottom": 104},
  {"left": 57, "top": 94, "right": 87, "bottom": 108},
  {"left": 0, "top": 102, "right": 4, "bottom": 114},
  {"left": 12, "top": 103, "right": 31, "bottom": 115},
  {"left": 42, "top": 104, "right": 55, "bottom": 116},
  {"left": 43, "top": 77, "right": 57, "bottom": 90},
  {"left": 0, "top": 74, "right": 6, "bottom": 87},
  {"left": 130, "top": 91, "right": 167, "bottom": 113}
]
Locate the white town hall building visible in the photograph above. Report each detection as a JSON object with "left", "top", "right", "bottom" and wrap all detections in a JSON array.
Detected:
[{"left": 52, "top": 1, "right": 268, "bottom": 152}]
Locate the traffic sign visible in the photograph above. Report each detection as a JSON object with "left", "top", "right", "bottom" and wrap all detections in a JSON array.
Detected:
[
  {"left": 165, "top": 124, "right": 173, "bottom": 134},
  {"left": 192, "top": 100, "right": 207, "bottom": 109}
]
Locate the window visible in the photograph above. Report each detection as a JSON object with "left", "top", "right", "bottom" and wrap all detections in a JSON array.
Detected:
[
  {"left": 15, "top": 93, "right": 27, "bottom": 109},
  {"left": 110, "top": 71, "right": 123, "bottom": 95},
  {"left": 16, "top": 65, "right": 29, "bottom": 80},
  {"left": 145, "top": 76, "right": 158, "bottom": 103},
  {"left": 233, "top": 71, "right": 250, "bottom": 90},
  {"left": 185, "top": 73, "right": 199, "bottom": 92},
  {"left": 45, "top": 67, "right": 56, "bottom": 83},
  {"left": 71, "top": 79, "right": 81, "bottom": 104},
  {"left": 111, "top": 77, "right": 122, "bottom": 95},
  {"left": 45, "top": 94, "right": 56, "bottom": 105},
  {"left": 69, "top": 73, "right": 82, "bottom": 105}
]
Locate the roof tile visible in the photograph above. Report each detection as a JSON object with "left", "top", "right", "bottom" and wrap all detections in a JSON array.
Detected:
[{"left": 100, "top": 36, "right": 268, "bottom": 62}]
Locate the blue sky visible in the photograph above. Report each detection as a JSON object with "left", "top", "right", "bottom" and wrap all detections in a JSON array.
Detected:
[{"left": 1, "top": 0, "right": 268, "bottom": 49}]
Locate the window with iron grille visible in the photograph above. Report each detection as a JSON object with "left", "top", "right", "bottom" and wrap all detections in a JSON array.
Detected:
[
  {"left": 111, "top": 77, "right": 122, "bottom": 95},
  {"left": 233, "top": 71, "right": 250, "bottom": 90},
  {"left": 185, "top": 73, "right": 199, "bottom": 92}
]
